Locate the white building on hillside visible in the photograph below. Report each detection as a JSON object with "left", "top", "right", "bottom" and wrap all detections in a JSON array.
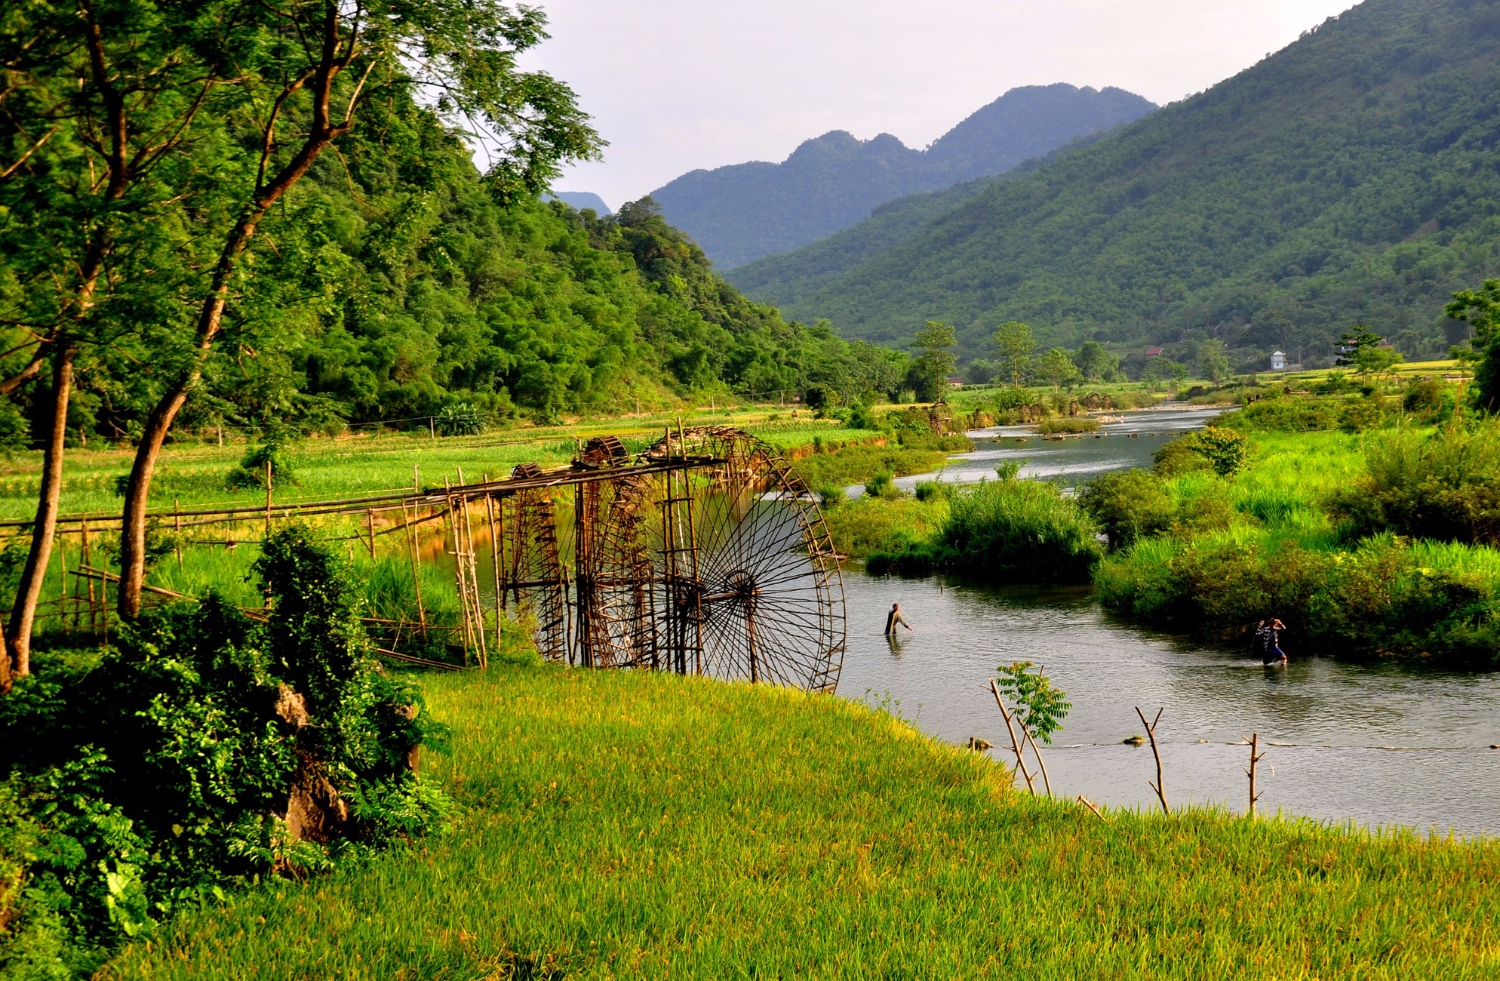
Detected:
[{"left": 1270, "top": 350, "right": 1287, "bottom": 370}]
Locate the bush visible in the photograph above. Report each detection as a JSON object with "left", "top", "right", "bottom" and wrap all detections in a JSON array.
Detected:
[
  {"left": 1188, "top": 427, "right": 1249, "bottom": 477},
  {"left": 1328, "top": 421, "right": 1500, "bottom": 546},
  {"left": 1154, "top": 428, "right": 1249, "bottom": 478},
  {"left": 1078, "top": 470, "right": 1176, "bottom": 549},
  {"left": 225, "top": 438, "right": 299, "bottom": 491},
  {"left": 1224, "top": 398, "right": 1341, "bottom": 432},
  {"left": 846, "top": 403, "right": 880, "bottom": 430},
  {"left": 914, "top": 480, "right": 956, "bottom": 503},
  {"left": 864, "top": 471, "right": 896, "bottom": 499},
  {"left": 937, "top": 479, "right": 1103, "bottom": 582},
  {"left": 1094, "top": 532, "right": 1500, "bottom": 665},
  {"left": 436, "top": 402, "right": 487, "bottom": 437},
  {"left": 0, "top": 528, "right": 450, "bottom": 966}
]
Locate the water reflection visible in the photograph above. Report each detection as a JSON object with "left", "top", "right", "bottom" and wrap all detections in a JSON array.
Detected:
[
  {"left": 883, "top": 405, "right": 1232, "bottom": 494},
  {"left": 837, "top": 573, "right": 1500, "bottom": 835}
]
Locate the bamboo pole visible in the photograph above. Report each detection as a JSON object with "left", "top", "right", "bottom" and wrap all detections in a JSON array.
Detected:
[
  {"left": 366, "top": 509, "right": 376, "bottom": 560},
  {"left": 443, "top": 480, "right": 472, "bottom": 664},
  {"left": 174, "top": 498, "right": 183, "bottom": 571},
  {"left": 460, "top": 491, "right": 487, "bottom": 668},
  {"left": 403, "top": 501, "right": 427, "bottom": 638},
  {"left": 1135, "top": 706, "right": 1170, "bottom": 815},
  {"left": 55, "top": 524, "right": 67, "bottom": 631},
  {"left": 989, "top": 678, "right": 1036, "bottom": 794},
  {"left": 485, "top": 489, "right": 504, "bottom": 650},
  {"left": 81, "top": 519, "right": 97, "bottom": 636},
  {"left": 263, "top": 460, "right": 273, "bottom": 537}
]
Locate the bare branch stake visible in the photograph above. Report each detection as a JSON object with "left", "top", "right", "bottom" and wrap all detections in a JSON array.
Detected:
[{"left": 1135, "top": 705, "right": 1170, "bottom": 816}]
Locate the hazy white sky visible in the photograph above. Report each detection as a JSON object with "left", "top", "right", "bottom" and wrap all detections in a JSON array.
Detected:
[{"left": 523, "top": 0, "right": 1357, "bottom": 209}]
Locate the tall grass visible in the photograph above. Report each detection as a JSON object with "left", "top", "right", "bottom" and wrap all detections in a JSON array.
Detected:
[
  {"left": 107, "top": 664, "right": 1500, "bottom": 979},
  {"left": 1094, "top": 428, "right": 1500, "bottom": 663}
]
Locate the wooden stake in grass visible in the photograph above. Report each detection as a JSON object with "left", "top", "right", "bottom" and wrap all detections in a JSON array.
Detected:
[
  {"left": 1077, "top": 795, "right": 1106, "bottom": 821},
  {"left": 366, "top": 509, "right": 376, "bottom": 560},
  {"left": 1244, "top": 732, "right": 1266, "bottom": 818},
  {"left": 1135, "top": 706, "right": 1170, "bottom": 815},
  {"left": 174, "top": 498, "right": 183, "bottom": 571},
  {"left": 989, "top": 678, "right": 1036, "bottom": 794},
  {"left": 263, "top": 459, "right": 273, "bottom": 538}
]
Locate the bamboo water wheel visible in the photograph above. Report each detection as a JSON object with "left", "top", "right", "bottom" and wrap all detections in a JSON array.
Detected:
[{"left": 502, "top": 427, "right": 846, "bottom": 692}]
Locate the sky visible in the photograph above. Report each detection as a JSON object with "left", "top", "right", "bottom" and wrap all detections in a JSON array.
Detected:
[{"left": 519, "top": 0, "right": 1358, "bottom": 210}]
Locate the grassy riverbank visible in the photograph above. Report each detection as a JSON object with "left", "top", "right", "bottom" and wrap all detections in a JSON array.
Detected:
[{"left": 106, "top": 663, "right": 1500, "bottom": 979}]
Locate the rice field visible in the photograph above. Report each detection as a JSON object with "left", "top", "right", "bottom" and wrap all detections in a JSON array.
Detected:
[{"left": 104, "top": 662, "right": 1500, "bottom": 979}]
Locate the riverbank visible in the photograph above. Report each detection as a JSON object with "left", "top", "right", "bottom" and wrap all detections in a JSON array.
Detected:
[
  {"left": 106, "top": 662, "right": 1500, "bottom": 979},
  {"left": 829, "top": 407, "right": 1500, "bottom": 666}
]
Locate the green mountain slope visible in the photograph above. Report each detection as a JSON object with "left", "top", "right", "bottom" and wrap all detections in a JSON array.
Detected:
[
  {"left": 651, "top": 85, "right": 1154, "bottom": 269},
  {"left": 727, "top": 140, "right": 1106, "bottom": 310},
  {"left": 743, "top": 0, "right": 1500, "bottom": 362}
]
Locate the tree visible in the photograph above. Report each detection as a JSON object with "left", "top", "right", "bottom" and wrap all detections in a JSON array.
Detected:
[
  {"left": 994, "top": 321, "right": 1035, "bottom": 387},
  {"left": 1335, "top": 326, "right": 1403, "bottom": 377},
  {"left": 1446, "top": 279, "right": 1500, "bottom": 413},
  {"left": 1169, "top": 360, "right": 1190, "bottom": 391},
  {"left": 0, "top": 0, "right": 265, "bottom": 681},
  {"left": 114, "top": 0, "right": 603, "bottom": 620},
  {"left": 1074, "top": 341, "right": 1119, "bottom": 382},
  {"left": 1036, "top": 348, "right": 1080, "bottom": 390},
  {"left": 1198, "top": 339, "right": 1231, "bottom": 383},
  {"left": 908, "top": 320, "right": 956, "bottom": 402},
  {"left": 1142, "top": 357, "right": 1180, "bottom": 391}
]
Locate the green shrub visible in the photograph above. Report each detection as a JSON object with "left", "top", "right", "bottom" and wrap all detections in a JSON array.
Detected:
[
  {"left": 1328, "top": 421, "right": 1500, "bottom": 546},
  {"left": 937, "top": 479, "right": 1103, "bottom": 582},
  {"left": 225, "top": 439, "right": 299, "bottom": 491},
  {"left": 864, "top": 471, "right": 895, "bottom": 498},
  {"left": 436, "top": 402, "right": 487, "bottom": 437},
  {"left": 1225, "top": 398, "right": 1341, "bottom": 432},
  {"left": 1152, "top": 437, "right": 1210, "bottom": 477},
  {"left": 914, "top": 480, "right": 955, "bottom": 503},
  {"left": 1078, "top": 470, "right": 1176, "bottom": 549},
  {"left": 0, "top": 528, "right": 451, "bottom": 964}
]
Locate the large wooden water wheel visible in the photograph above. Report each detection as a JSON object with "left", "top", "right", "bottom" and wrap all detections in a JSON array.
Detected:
[
  {"left": 579, "top": 428, "right": 846, "bottom": 692},
  {"left": 506, "top": 463, "right": 569, "bottom": 664}
]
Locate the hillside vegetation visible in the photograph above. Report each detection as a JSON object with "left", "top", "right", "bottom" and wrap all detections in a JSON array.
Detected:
[
  {"left": 651, "top": 85, "right": 1154, "bottom": 269},
  {"left": 743, "top": 0, "right": 1500, "bottom": 363},
  {"left": 106, "top": 664, "right": 1500, "bottom": 979}
]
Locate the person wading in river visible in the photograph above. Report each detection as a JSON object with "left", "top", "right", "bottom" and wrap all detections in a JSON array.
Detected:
[
  {"left": 1260, "top": 618, "right": 1288, "bottom": 666},
  {"left": 885, "top": 603, "right": 913, "bottom": 636}
]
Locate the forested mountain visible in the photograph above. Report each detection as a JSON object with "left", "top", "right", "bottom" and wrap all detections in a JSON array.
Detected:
[
  {"left": 650, "top": 85, "right": 1155, "bottom": 269},
  {"left": 739, "top": 0, "right": 1500, "bottom": 364},
  {"left": 0, "top": 109, "right": 903, "bottom": 446}
]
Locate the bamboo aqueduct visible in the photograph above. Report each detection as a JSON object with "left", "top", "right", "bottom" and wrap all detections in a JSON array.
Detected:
[{"left": 15, "top": 427, "right": 849, "bottom": 693}]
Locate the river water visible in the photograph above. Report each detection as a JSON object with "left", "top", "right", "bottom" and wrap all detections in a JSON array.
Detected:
[{"left": 838, "top": 406, "right": 1500, "bottom": 836}]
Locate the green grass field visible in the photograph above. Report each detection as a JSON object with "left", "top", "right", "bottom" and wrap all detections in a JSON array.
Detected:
[
  {"left": 104, "top": 663, "right": 1500, "bottom": 979},
  {"left": 0, "top": 408, "right": 852, "bottom": 522}
]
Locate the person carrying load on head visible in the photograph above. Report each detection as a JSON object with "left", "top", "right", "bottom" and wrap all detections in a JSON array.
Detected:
[{"left": 1258, "top": 618, "right": 1288, "bottom": 666}]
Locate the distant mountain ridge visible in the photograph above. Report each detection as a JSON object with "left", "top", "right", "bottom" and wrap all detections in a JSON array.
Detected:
[
  {"left": 544, "top": 190, "right": 611, "bottom": 214},
  {"left": 730, "top": 0, "right": 1500, "bottom": 365},
  {"left": 650, "top": 84, "right": 1156, "bottom": 269}
]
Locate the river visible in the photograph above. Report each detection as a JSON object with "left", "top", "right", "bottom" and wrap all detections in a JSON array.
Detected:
[{"left": 838, "top": 405, "right": 1500, "bottom": 836}]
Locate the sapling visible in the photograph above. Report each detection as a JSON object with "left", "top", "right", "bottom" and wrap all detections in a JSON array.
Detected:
[{"left": 993, "top": 661, "right": 1071, "bottom": 796}]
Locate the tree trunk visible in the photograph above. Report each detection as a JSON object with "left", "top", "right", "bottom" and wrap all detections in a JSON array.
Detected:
[
  {"left": 8, "top": 345, "right": 76, "bottom": 674},
  {"left": 116, "top": 3, "right": 351, "bottom": 618}
]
